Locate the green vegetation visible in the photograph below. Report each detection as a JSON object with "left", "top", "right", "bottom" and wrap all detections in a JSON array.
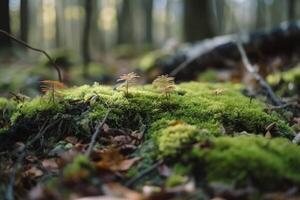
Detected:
[
  {"left": 7, "top": 82, "right": 291, "bottom": 137},
  {"left": 189, "top": 135, "right": 300, "bottom": 190},
  {"left": 0, "top": 97, "right": 17, "bottom": 133},
  {"left": 1, "top": 80, "right": 300, "bottom": 196}
]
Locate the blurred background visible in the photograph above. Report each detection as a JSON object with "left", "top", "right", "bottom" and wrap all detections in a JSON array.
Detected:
[{"left": 0, "top": 0, "right": 299, "bottom": 96}]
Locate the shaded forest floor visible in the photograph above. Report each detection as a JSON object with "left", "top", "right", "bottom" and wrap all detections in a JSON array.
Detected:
[{"left": 0, "top": 46, "right": 300, "bottom": 200}]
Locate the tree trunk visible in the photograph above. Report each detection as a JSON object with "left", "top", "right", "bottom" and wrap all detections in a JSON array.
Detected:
[
  {"left": 82, "top": 0, "right": 93, "bottom": 77},
  {"left": 20, "top": 0, "right": 29, "bottom": 43},
  {"left": 288, "top": 0, "right": 296, "bottom": 21},
  {"left": 143, "top": 0, "right": 153, "bottom": 44},
  {"left": 184, "top": 0, "right": 213, "bottom": 42},
  {"left": 117, "top": 0, "right": 134, "bottom": 44},
  {"left": 0, "top": 0, "right": 11, "bottom": 48}
]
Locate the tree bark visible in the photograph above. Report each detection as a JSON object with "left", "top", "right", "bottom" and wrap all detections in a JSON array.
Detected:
[
  {"left": 82, "top": 0, "right": 93, "bottom": 77},
  {"left": 143, "top": 0, "right": 153, "bottom": 43},
  {"left": 20, "top": 0, "right": 28, "bottom": 43},
  {"left": 0, "top": 0, "right": 11, "bottom": 48},
  {"left": 184, "top": 0, "right": 213, "bottom": 42},
  {"left": 288, "top": 0, "right": 296, "bottom": 21},
  {"left": 117, "top": 0, "right": 134, "bottom": 44}
]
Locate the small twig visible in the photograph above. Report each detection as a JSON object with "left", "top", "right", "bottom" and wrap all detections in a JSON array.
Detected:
[
  {"left": 0, "top": 30, "right": 63, "bottom": 82},
  {"left": 85, "top": 109, "right": 111, "bottom": 157},
  {"left": 269, "top": 102, "right": 300, "bottom": 110},
  {"left": 236, "top": 41, "right": 283, "bottom": 106},
  {"left": 125, "top": 160, "right": 163, "bottom": 188}
]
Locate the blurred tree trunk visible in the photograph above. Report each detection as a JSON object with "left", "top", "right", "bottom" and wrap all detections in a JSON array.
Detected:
[
  {"left": 117, "top": 0, "right": 134, "bottom": 44},
  {"left": 184, "top": 0, "right": 213, "bottom": 42},
  {"left": 256, "top": 0, "right": 266, "bottom": 29},
  {"left": 288, "top": 0, "right": 296, "bottom": 21},
  {"left": 20, "top": 0, "right": 28, "bottom": 43},
  {"left": 55, "top": 1, "right": 61, "bottom": 48},
  {"left": 0, "top": 0, "right": 11, "bottom": 48},
  {"left": 82, "top": 0, "right": 93, "bottom": 77},
  {"left": 143, "top": 0, "right": 153, "bottom": 44}
]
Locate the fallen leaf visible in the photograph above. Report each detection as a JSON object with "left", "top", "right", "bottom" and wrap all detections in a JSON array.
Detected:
[
  {"left": 95, "top": 148, "right": 141, "bottom": 172},
  {"left": 65, "top": 136, "right": 78, "bottom": 145},
  {"left": 24, "top": 166, "right": 43, "bottom": 178},
  {"left": 42, "top": 158, "right": 59, "bottom": 172},
  {"left": 102, "top": 182, "right": 144, "bottom": 200}
]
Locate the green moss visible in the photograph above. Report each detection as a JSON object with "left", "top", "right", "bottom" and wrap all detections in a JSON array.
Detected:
[
  {"left": 165, "top": 174, "right": 188, "bottom": 188},
  {"left": 5, "top": 81, "right": 292, "bottom": 142},
  {"left": 197, "top": 70, "right": 219, "bottom": 82},
  {"left": 61, "top": 82, "right": 291, "bottom": 138},
  {"left": 267, "top": 66, "right": 300, "bottom": 96},
  {"left": 189, "top": 135, "right": 300, "bottom": 189},
  {"left": 0, "top": 98, "right": 17, "bottom": 133},
  {"left": 11, "top": 96, "right": 65, "bottom": 123},
  {"left": 0, "top": 97, "right": 16, "bottom": 111},
  {"left": 155, "top": 122, "right": 211, "bottom": 156},
  {"left": 267, "top": 66, "right": 300, "bottom": 84},
  {"left": 63, "top": 155, "right": 93, "bottom": 181}
]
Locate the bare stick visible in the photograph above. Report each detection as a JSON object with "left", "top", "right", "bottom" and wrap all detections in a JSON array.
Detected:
[
  {"left": 0, "top": 30, "right": 63, "bottom": 82},
  {"left": 236, "top": 41, "right": 282, "bottom": 106},
  {"left": 85, "top": 109, "right": 111, "bottom": 157}
]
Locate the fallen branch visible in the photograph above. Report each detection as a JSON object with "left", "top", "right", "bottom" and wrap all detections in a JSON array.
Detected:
[
  {"left": 0, "top": 30, "right": 63, "bottom": 82},
  {"left": 236, "top": 41, "right": 283, "bottom": 106},
  {"left": 125, "top": 159, "right": 163, "bottom": 188},
  {"left": 85, "top": 109, "right": 111, "bottom": 157},
  {"left": 170, "top": 35, "right": 234, "bottom": 77}
]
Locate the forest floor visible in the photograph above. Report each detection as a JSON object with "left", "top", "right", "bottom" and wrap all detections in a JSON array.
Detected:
[{"left": 0, "top": 48, "right": 300, "bottom": 200}]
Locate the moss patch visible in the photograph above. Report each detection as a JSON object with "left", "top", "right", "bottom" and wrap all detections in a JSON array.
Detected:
[
  {"left": 60, "top": 82, "right": 291, "bottom": 138},
  {"left": 0, "top": 98, "right": 16, "bottom": 133},
  {"left": 11, "top": 96, "right": 66, "bottom": 123},
  {"left": 188, "top": 135, "right": 300, "bottom": 190}
]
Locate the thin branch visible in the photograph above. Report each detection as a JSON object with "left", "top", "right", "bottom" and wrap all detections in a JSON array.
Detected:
[
  {"left": 85, "top": 109, "right": 111, "bottom": 157},
  {"left": 223, "top": 0, "right": 283, "bottom": 106},
  {"left": 0, "top": 30, "right": 63, "bottom": 82},
  {"left": 236, "top": 41, "right": 283, "bottom": 106}
]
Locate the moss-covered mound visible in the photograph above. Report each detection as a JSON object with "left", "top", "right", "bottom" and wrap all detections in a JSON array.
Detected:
[
  {"left": 1, "top": 82, "right": 298, "bottom": 198},
  {"left": 6, "top": 82, "right": 291, "bottom": 138},
  {"left": 185, "top": 135, "right": 300, "bottom": 190},
  {"left": 0, "top": 97, "right": 16, "bottom": 133}
]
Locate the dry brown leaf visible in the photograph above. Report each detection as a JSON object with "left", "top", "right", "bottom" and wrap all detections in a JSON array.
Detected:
[
  {"left": 42, "top": 158, "right": 59, "bottom": 172},
  {"left": 65, "top": 136, "right": 79, "bottom": 145},
  {"left": 102, "top": 182, "right": 144, "bottom": 200},
  {"left": 95, "top": 148, "right": 141, "bottom": 172},
  {"left": 24, "top": 166, "right": 43, "bottom": 178}
]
